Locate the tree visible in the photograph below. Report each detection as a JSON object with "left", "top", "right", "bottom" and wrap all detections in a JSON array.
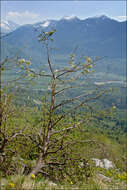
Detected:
[
  {"left": 0, "top": 57, "right": 32, "bottom": 175},
  {"left": 0, "top": 30, "right": 109, "bottom": 181},
  {"left": 20, "top": 30, "right": 106, "bottom": 181}
]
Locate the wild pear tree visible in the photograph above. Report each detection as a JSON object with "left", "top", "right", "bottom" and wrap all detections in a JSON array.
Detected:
[
  {"left": 23, "top": 30, "right": 107, "bottom": 181},
  {"left": 0, "top": 27, "right": 113, "bottom": 180}
]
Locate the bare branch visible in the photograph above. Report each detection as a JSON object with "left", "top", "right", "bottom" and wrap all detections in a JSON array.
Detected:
[
  {"left": 54, "top": 92, "right": 94, "bottom": 110},
  {"left": 53, "top": 90, "right": 106, "bottom": 127},
  {"left": 46, "top": 143, "right": 63, "bottom": 155},
  {"left": 28, "top": 68, "right": 52, "bottom": 78},
  {"left": 56, "top": 66, "right": 80, "bottom": 79},
  {"left": 55, "top": 86, "right": 72, "bottom": 96},
  {"left": 51, "top": 121, "right": 82, "bottom": 135},
  {"left": 9, "top": 132, "right": 25, "bottom": 142}
]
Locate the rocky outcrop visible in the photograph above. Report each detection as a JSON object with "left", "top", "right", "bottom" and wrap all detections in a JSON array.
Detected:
[{"left": 92, "top": 158, "right": 115, "bottom": 169}]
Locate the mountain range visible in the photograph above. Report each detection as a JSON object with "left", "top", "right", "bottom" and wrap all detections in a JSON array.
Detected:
[
  {"left": 0, "top": 20, "right": 19, "bottom": 34},
  {"left": 1, "top": 15, "right": 126, "bottom": 75}
]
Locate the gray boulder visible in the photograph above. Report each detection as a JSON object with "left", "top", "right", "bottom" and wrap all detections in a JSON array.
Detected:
[
  {"left": 92, "top": 158, "right": 114, "bottom": 169},
  {"left": 97, "top": 173, "right": 112, "bottom": 182}
]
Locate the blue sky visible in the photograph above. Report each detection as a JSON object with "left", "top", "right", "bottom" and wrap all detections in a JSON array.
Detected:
[{"left": 1, "top": 1, "right": 126, "bottom": 25}]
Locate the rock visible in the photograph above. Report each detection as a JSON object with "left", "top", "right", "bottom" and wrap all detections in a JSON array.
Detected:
[
  {"left": 92, "top": 158, "right": 114, "bottom": 169},
  {"left": 97, "top": 173, "right": 112, "bottom": 182},
  {"left": 48, "top": 181, "right": 57, "bottom": 186},
  {"left": 92, "top": 158, "right": 104, "bottom": 168},
  {"left": 102, "top": 159, "right": 114, "bottom": 169}
]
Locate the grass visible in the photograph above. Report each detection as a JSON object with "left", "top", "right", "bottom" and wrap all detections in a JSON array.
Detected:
[{"left": 0, "top": 172, "right": 127, "bottom": 190}]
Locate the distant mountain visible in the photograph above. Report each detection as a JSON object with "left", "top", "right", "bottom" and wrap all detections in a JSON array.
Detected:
[
  {"left": 1, "top": 15, "right": 126, "bottom": 73},
  {"left": 0, "top": 20, "right": 19, "bottom": 35}
]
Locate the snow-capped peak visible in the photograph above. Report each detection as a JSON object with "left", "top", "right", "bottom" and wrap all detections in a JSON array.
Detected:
[
  {"left": 34, "top": 19, "right": 57, "bottom": 29},
  {"left": 88, "top": 15, "right": 109, "bottom": 20},
  {"left": 62, "top": 15, "right": 78, "bottom": 20},
  {"left": 2, "top": 20, "right": 9, "bottom": 25},
  {"left": 0, "top": 22, "right": 10, "bottom": 30},
  {"left": 40, "top": 21, "right": 50, "bottom": 27},
  {"left": 0, "top": 20, "right": 19, "bottom": 34}
]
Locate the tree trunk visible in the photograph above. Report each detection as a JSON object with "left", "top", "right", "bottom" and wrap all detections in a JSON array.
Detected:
[{"left": 29, "top": 153, "right": 46, "bottom": 176}]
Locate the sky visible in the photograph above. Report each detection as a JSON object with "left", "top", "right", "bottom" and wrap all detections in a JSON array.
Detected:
[{"left": 1, "top": 1, "right": 126, "bottom": 25}]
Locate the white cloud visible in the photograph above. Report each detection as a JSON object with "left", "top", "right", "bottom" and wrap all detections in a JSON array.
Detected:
[{"left": 7, "top": 11, "right": 40, "bottom": 25}]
